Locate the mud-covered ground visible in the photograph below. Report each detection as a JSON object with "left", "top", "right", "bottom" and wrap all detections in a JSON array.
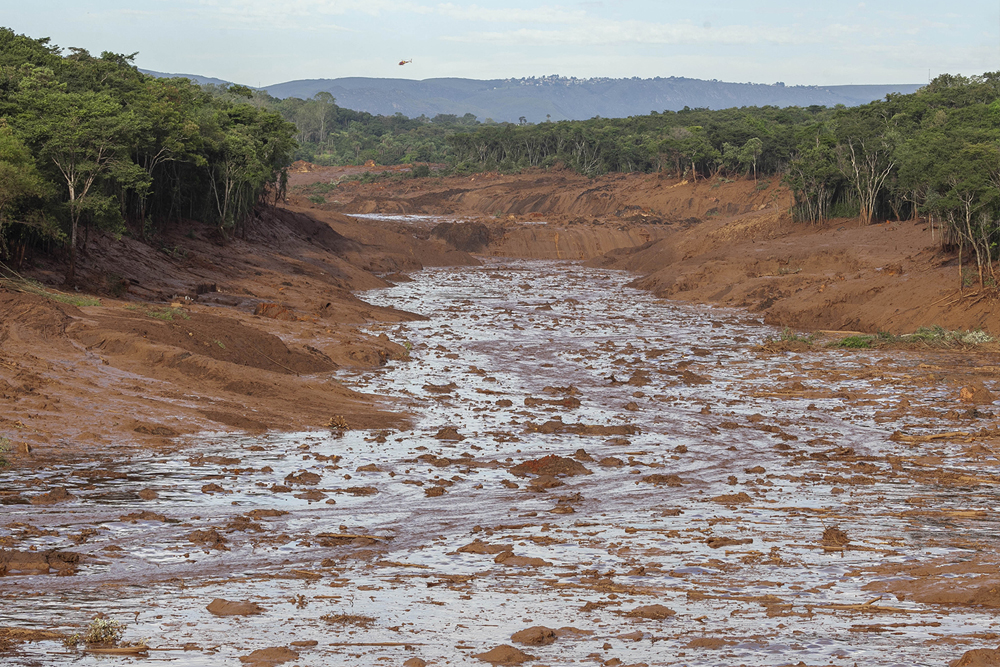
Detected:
[{"left": 4, "top": 257, "right": 1000, "bottom": 666}]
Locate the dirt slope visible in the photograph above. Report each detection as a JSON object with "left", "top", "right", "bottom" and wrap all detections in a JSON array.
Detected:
[{"left": 1, "top": 206, "right": 476, "bottom": 463}]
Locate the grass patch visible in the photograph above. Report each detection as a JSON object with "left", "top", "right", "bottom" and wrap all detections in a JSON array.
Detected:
[
  {"left": 829, "top": 327, "right": 994, "bottom": 350},
  {"left": 307, "top": 194, "right": 326, "bottom": 205},
  {"left": 0, "top": 265, "right": 101, "bottom": 307},
  {"left": 834, "top": 335, "right": 874, "bottom": 349},
  {"left": 145, "top": 307, "right": 189, "bottom": 321},
  {"left": 0, "top": 436, "right": 10, "bottom": 468},
  {"left": 779, "top": 328, "right": 814, "bottom": 345}
]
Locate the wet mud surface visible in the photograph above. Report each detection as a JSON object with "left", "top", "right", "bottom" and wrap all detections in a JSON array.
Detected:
[{"left": 4, "top": 258, "right": 1000, "bottom": 665}]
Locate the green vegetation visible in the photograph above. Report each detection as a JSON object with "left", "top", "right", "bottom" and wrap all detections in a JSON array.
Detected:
[
  {"left": 830, "top": 327, "right": 994, "bottom": 349},
  {"left": 0, "top": 28, "right": 295, "bottom": 280},
  {"left": 778, "top": 328, "right": 814, "bottom": 345},
  {"left": 66, "top": 617, "right": 134, "bottom": 647},
  {"left": 5, "top": 26, "right": 1000, "bottom": 292},
  {"left": 0, "top": 265, "right": 100, "bottom": 306},
  {"left": 145, "top": 306, "right": 188, "bottom": 321},
  {"left": 0, "top": 436, "right": 11, "bottom": 467}
]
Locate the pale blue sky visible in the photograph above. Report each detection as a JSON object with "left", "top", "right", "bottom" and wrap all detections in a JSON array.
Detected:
[{"left": 6, "top": 1, "right": 998, "bottom": 86}]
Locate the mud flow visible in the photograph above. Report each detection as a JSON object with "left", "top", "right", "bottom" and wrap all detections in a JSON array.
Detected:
[{"left": 2, "top": 258, "right": 999, "bottom": 666}]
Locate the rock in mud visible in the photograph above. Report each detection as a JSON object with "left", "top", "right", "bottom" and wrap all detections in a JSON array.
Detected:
[
  {"left": 952, "top": 647, "right": 1000, "bottom": 667},
  {"left": 137, "top": 489, "right": 158, "bottom": 500},
  {"left": 403, "top": 659, "right": 428, "bottom": 667},
  {"left": 30, "top": 487, "right": 74, "bottom": 505},
  {"left": 473, "top": 644, "right": 535, "bottom": 665},
  {"left": 960, "top": 383, "right": 995, "bottom": 405},
  {"left": 206, "top": 598, "right": 265, "bottom": 616},
  {"left": 284, "top": 471, "right": 321, "bottom": 485},
  {"left": 625, "top": 604, "right": 676, "bottom": 620},
  {"left": 511, "top": 625, "right": 557, "bottom": 646},
  {"left": 425, "top": 485, "right": 447, "bottom": 497},
  {"left": 511, "top": 454, "right": 591, "bottom": 477},
  {"left": 573, "top": 448, "right": 594, "bottom": 461},
  {"left": 434, "top": 426, "right": 465, "bottom": 441},
  {"left": 238, "top": 646, "right": 299, "bottom": 666}
]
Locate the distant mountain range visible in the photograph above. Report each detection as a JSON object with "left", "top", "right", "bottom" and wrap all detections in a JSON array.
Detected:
[{"left": 142, "top": 70, "right": 923, "bottom": 123}]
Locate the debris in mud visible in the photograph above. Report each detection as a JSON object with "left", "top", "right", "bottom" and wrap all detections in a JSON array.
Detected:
[
  {"left": 680, "top": 370, "right": 711, "bottom": 385},
  {"left": 187, "top": 529, "right": 229, "bottom": 550},
  {"left": 425, "top": 485, "right": 447, "bottom": 496},
  {"left": 525, "top": 418, "right": 638, "bottom": 436},
  {"left": 238, "top": 646, "right": 299, "bottom": 666},
  {"left": 425, "top": 382, "right": 458, "bottom": 394},
  {"left": 457, "top": 540, "right": 513, "bottom": 555},
  {"left": 0, "top": 549, "right": 80, "bottom": 575},
  {"left": 137, "top": 488, "right": 158, "bottom": 500},
  {"left": 201, "top": 483, "right": 229, "bottom": 494},
  {"left": 710, "top": 492, "right": 753, "bottom": 504},
  {"left": 206, "top": 598, "right": 264, "bottom": 616},
  {"left": 434, "top": 426, "right": 465, "bottom": 440},
  {"left": 511, "top": 625, "right": 557, "bottom": 646},
  {"left": 951, "top": 646, "right": 1000, "bottom": 667},
  {"left": 822, "top": 526, "right": 851, "bottom": 547},
  {"left": 706, "top": 536, "right": 753, "bottom": 548},
  {"left": 285, "top": 470, "right": 322, "bottom": 485},
  {"left": 30, "top": 487, "right": 74, "bottom": 505},
  {"left": 511, "top": 454, "right": 591, "bottom": 477},
  {"left": 119, "top": 511, "right": 169, "bottom": 523},
  {"left": 494, "top": 551, "right": 551, "bottom": 567},
  {"left": 473, "top": 644, "right": 536, "bottom": 665},
  {"left": 640, "top": 473, "right": 683, "bottom": 486},
  {"left": 624, "top": 604, "right": 676, "bottom": 620},
  {"left": 320, "top": 613, "right": 375, "bottom": 627}
]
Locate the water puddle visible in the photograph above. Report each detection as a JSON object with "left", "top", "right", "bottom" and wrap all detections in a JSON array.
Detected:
[{"left": 2, "top": 259, "right": 998, "bottom": 665}]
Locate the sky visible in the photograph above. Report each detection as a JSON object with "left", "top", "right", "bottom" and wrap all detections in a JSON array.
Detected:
[{"left": 6, "top": 1, "right": 1000, "bottom": 87}]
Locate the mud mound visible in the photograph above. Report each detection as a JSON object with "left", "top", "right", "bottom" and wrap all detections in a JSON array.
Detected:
[
  {"left": 953, "top": 647, "right": 1000, "bottom": 667},
  {"left": 473, "top": 644, "right": 535, "bottom": 664},
  {"left": 207, "top": 599, "right": 265, "bottom": 616},
  {"left": 76, "top": 309, "right": 334, "bottom": 376},
  {"left": 511, "top": 455, "right": 591, "bottom": 477},
  {"left": 0, "top": 292, "right": 77, "bottom": 340}
]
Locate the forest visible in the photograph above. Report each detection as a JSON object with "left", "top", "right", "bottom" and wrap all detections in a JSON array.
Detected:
[
  {"left": 3, "top": 25, "right": 1000, "bottom": 287},
  {"left": 0, "top": 28, "right": 296, "bottom": 280}
]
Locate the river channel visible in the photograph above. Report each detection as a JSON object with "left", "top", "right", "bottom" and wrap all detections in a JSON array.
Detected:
[{"left": 1, "top": 258, "right": 998, "bottom": 666}]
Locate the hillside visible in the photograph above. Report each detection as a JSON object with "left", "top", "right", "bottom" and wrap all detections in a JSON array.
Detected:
[
  {"left": 143, "top": 70, "right": 922, "bottom": 123},
  {"left": 262, "top": 76, "right": 922, "bottom": 123}
]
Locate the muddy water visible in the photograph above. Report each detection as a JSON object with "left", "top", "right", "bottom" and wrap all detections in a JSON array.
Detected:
[{"left": 2, "top": 259, "right": 999, "bottom": 666}]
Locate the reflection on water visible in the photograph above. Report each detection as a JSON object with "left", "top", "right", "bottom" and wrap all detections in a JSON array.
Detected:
[{"left": 1, "top": 259, "right": 996, "bottom": 666}]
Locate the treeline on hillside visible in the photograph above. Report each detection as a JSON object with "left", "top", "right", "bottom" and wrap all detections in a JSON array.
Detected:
[
  {"left": 443, "top": 74, "right": 1000, "bottom": 287},
  {"left": 0, "top": 28, "right": 295, "bottom": 280},
  {"left": 204, "top": 85, "right": 484, "bottom": 166}
]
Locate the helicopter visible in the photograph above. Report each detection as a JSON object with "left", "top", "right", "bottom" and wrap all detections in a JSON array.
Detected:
[{"left": 399, "top": 59, "right": 413, "bottom": 66}]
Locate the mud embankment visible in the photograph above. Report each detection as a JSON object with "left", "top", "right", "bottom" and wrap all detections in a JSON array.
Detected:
[
  {"left": 1, "top": 207, "right": 477, "bottom": 463},
  {"left": 290, "top": 166, "right": 789, "bottom": 261},
  {"left": 294, "top": 165, "right": 996, "bottom": 335}
]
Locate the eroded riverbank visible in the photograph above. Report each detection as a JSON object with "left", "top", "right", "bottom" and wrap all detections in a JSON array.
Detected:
[{"left": 3, "top": 258, "right": 1000, "bottom": 665}]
